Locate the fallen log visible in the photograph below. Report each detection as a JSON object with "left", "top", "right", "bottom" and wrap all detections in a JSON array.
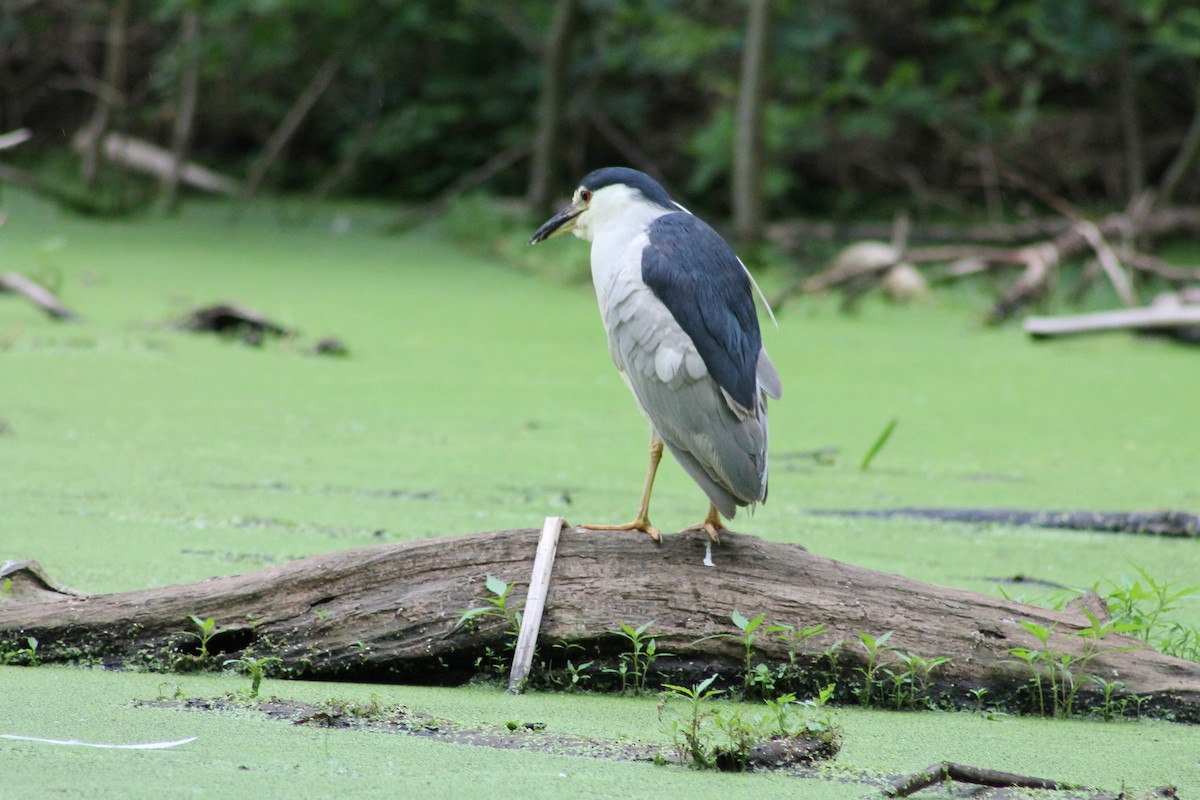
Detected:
[
  {"left": 812, "top": 508, "right": 1200, "bottom": 537},
  {"left": 72, "top": 131, "right": 240, "bottom": 195},
  {"left": 886, "top": 761, "right": 1078, "bottom": 798},
  {"left": 1024, "top": 304, "right": 1200, "bottom": 342},
  {"left": 2, "top": 528, "right": 1199, "bottom": 720}
]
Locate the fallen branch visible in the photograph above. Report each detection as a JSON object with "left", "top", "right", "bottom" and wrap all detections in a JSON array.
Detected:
[
  {"left": 811, "top": 508, "right": 1200, "bottom": 537},
  {"left": 886, "top": 761, "right": 1077, "bottom": 798},
  {"left": 0, "top": 128, "right": 32, "bottom": 150},
  {"left": 0, "top": 273, "right": 79, "bottom": 321},
  {"left": 1024, "top": 304, "right": 1200, "bottom": 341},
  {"left": 3, "top": 528, "right": 1199, "bottom": 720},
  {"left": 774, "top": 206, "right": 1200, "bottom": 322},
  {"left": 73, "top": 132, "right": 240, "bottom": 195}
]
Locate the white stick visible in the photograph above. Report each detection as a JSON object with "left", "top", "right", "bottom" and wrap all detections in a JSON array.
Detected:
[
  {"left": 1024, "top": 305, "right": 1200, "bottom": 337},
  {"left": 1, "top": 734, "right": 197, "bottom": 750},
  {"left": 507, "top": 516, "right": 565, "bottom": 693}
]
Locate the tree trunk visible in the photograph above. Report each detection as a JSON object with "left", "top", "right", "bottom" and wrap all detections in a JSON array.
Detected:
[
  {"left": 733, "top": 0, "right": 770, "bottom": 244},
  {"left": 1114, "top": 4, "right": 1144, "bottom": 201},
  {"left": 239, "top": 54, "right": 342, "bottom": 204},
  {"left": 3, "top": 528, "right": 1198, "bottom": 720},
  {"left": 526, "top": 0, "right": 580, "bottom": 210},
  {"left": 78, "top": 0, "right": 132, "bottom": 188},
  {"left": 157, "top": 7, "right": 201, "bottom": 215}
]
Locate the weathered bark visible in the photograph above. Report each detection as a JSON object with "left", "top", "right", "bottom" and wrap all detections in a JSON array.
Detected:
[{"left": 3, "top": 528, "right": 1199, "bottom": 720}]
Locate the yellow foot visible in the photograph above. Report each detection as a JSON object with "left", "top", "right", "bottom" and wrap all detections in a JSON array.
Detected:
[
  {"left": 579, "top": 519, "right": 662, "bottom": 543},
  {"left": 681, "top": 505, "right": 727, "bottom": 544}
]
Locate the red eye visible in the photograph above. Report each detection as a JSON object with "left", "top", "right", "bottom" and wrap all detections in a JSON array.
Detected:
[{"left": 580, "top": 189, "right": 592, "bottom": 203}]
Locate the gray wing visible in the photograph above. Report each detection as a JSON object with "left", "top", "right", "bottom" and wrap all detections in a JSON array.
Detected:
[{"left": 602, "top": 266, "right": 779, "bottom": 518}]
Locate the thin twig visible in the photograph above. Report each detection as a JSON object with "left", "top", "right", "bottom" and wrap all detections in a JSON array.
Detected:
[
  {"left": 0, "top": 273, "right": 79, "bottom": 321},
  {"left": 1075, "top": 220, "right": 1137, "bottom": 307}
]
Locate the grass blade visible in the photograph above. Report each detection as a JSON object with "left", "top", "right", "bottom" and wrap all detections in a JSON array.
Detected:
[{"left": 861, "top": 418, "right": 898, "bottom": 472}]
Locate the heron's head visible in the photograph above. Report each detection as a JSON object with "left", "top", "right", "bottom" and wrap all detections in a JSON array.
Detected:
[{"left": 529, "top": 167, "right": 679, "bottom": 245}]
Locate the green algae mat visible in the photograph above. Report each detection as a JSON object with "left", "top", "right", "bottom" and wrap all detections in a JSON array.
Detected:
[{"left": 1, "top": 189, "right": 1198, "bottom": 797}]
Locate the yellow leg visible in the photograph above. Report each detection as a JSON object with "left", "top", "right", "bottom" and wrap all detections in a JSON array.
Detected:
[
  {"left": 580, "top": 432, "right": 663, "bottom": 542},
  {"left": 682, "top": 503, "right": 726, "bottom": 544}
]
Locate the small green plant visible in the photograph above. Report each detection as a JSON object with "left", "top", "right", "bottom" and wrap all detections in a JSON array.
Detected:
[
  {"left": 767, "top": 621, "right": 827, "bottom": 662},
  {"left": 563, "top": 658, "right": 595, "bottom": 691},
  {"left": 185, "top": 615, "right": 223, "bottom": 659},
  {"left": 1006, "top": 614, "right": 1137, "bottom": 718},
  {"left": 545, "top": 640, "right": 594, "bottom": 692},
  {"left": 660, "top": 674, "right": 724, "bottom": 769},
  {"left": 659, "top": 679, "right": 840, "bottom": 771},
  {"left": 224, "top": 655, "right": 282, "bottom": 698},
  {"left": 881, "top": 651, "right": 951, "bottom": 710},
  {"left": 457, "top": 575, "right": 523, "bottom": 637},
  {"left": 607, "top": 620, "right": 669, "bottom": 695},
  {"left": 1158, "top": 621, "right": 1200, "bottom": 663},
  {"left": 2, "top": 577, "right": 13, "bottom": 597},
  {"left": 0, "top": 636, "right": 39, "bottom": 666},
  {"left": 730, "top": 611, "right": 766, "bottom": 696},
  {"left": 1102, "top": 566, "right": 1200, "bottom": 662},
  {"left": 155, "top": 682, "right": 185, "bottom": 701},
  {"left": 1105, "top": 566, "right": 1199, "bottom": 637},
  {"left": 854, "top": 631, "right": 894, "bottom": 706},
  {"left": 1088, "top": 675, "right": 1141, "bottom": 722},
  {"left": 457, "top": 574, "right": 525, "bottom": 680},
  {"left": 816, "top": 638, "right": 844, "bottom": 688}
]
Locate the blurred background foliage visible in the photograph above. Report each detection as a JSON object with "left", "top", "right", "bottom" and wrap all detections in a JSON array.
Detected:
[{"left": 1, "top": 0, "right": 1198, "bottom": 223}]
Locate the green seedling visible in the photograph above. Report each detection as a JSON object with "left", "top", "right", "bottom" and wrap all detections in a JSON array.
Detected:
[
  {"left": 731, "top": 610, "right": 767, "bottom": 696},
  {"left": 1007, "top": 614, "right": 1137, "bottom": 719},
  {"left": 660, "top": 674, "right": 724, "bottom": 769},
  {"left": 457, "top": 574, "right": 523, "bottom": 637},
  {"left": 607, "top": 620, "right": 669, "bottom": 695},
  {"left": 854, "top": 631, "right": 894, "bottom": 706},
  {"left": 457, "top": 574, "right": 526, "bottom": 680},
  {"left": 659, "top": 678, "right": 840, "bottom": 772},
  {"left": 0, "top": 636, "right": 38, "bottom": 666},
  {"left": 224, "top": 655, "right": 282, "bottom": 698},
  {"left": 1103, "top": 566, "right": 1200, "bottom": 653},
  {"left": 185, "top": 615, "right": 223, "bottom": 659},
  {"left": 882, "top": 651, "right": 951, "bottom": 710},
  {"left": 765, "top": 620, "right": 828, "bottom": 693}
]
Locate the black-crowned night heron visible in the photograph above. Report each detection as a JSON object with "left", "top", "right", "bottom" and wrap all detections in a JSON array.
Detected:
[{"left": 530, "top": 167, "right": 782, "bottom": 543}]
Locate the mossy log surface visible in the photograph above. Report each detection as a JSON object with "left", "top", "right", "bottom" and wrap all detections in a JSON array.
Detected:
[{"left": 3, "top": 528, "right": 1199, "bottom": 720}]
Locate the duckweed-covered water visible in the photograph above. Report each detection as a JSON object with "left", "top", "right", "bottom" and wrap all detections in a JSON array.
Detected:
[{"left": 1, "top": 190, "right": 1197, "bottom": 797}]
